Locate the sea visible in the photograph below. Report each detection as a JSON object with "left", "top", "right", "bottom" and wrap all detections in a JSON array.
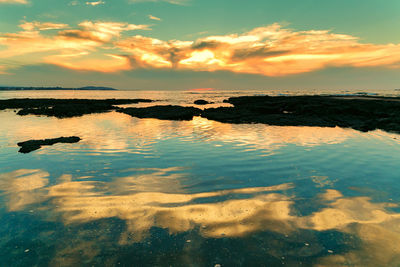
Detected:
[{"left": 1, "top": 89, "right": 400, "bottom": 266}]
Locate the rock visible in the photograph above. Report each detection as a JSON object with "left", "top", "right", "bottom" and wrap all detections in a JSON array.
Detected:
[
  {"left": 17, "top": 136, "right": 81, "bottom": 153},
  {"left": 194, "top": 99, "right": 213, "bottom": 105},
  {"left": 201, "top": 95, "right": 400, "bottom": 134},
  {"left": 118, "top": 105, "right": 202, "bottom": 120},
  {"left": 0, "top": 98, "right": 153, "bottom": 118},
  {"left": 4, "top": 95, "right": 400, "bottom": 134}
]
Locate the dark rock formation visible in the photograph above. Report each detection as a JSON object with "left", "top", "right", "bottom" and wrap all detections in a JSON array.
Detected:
[
  {"left": 0, "top": 98, "right": 153, "bottom": 118},
  {"left": 202, "top": 95, "right": 400, "bottom": 133},
  {"left": 3, "top": 95, "right": 400, "bottom": 134},
  {"left": 17, "top": 136, "right": 81, "bottom": 153},
  {"left": 118, "top": 105, "right": 202, "bottom": 120},
  {"left": 194, "top": 99, "right": 213, "bottom": 105}
]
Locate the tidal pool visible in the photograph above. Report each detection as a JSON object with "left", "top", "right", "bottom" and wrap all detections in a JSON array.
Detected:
[{"left": 1, "top": 91, "right": 400, "bottom": 266}]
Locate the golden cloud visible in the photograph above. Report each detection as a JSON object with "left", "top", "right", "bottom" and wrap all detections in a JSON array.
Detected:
[
  {"left": 1, "top": 22, "right": 400, "bottom": 74},
  {"left": 19, "top": 21, "right": 69, "bottom": 31},
  {"left": 117, "top": 24, "right": 400, "bottom": 76},
  {"left": 45, "top": 53, "right": 132, "bottom": 72},
  {"left": 0, "top": 20, "right": 149, "bottom": 72},
  {"left": 148, "top": 15, "right": 161, "bottom": 21},
  {"left": 86, "top": 0, "right": 105, "bottom": 6},
  {"left": 129, "top": 0, "right": 189, "bottom": 5},
  {"left": 0, "top": 0, "right": 27, "bottom": 3}
]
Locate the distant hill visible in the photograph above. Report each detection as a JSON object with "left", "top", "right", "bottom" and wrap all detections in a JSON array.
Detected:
[{"left": 0, "top": 86, "right": 117, "bottom": 91}]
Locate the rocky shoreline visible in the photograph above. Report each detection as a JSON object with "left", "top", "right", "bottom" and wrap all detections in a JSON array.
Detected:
[
  {"left": 0, "top": 98, "right": 153, "bottom": 118},
  {"left": 202, "top": 95, "right": 400, "bottom": 133},
  {"left": 2, "top": 95, "right": 400, "bottom": 134}
]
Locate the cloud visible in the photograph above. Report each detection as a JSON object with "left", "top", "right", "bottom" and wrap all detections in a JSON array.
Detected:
[
  {"left": 0, "top": 20, "right": 149, "bottom": 72},
  {"left": 116, "top": 23, "right": 400, "bottom": 76},
  {"left": 129, "top": 0, "right": 188, "bottom": 5},
  {"left": 0, "top": 0, "right": 28, "bottom": 3},
  {"left": 58, "top": 21, "right": 150, "bottom": 43},
  {"left": 19, "top": 21, "right": 69, "bottom": 31},
  {"left": 45, "top": 54, "right": 132, "bottom": 72},
  {"left": 1, "top": 22, "right": 400, "bottom": 75},
  {"left": 78, "top": 21, "right": 149, "bottom": 39},
  {"left": 86, "top": 0, "right": 105, "bottom": 6},
  {"left": 148, "top": 15, "right": 161, "bottom": 21}
]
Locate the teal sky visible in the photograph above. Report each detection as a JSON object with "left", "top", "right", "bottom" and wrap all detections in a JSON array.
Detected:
[{"left": 1, "top": 0, "right": 400, "bottom": 90}]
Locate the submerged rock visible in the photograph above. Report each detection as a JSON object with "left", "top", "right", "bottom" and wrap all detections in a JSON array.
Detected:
[
  {"left": 194, "top": 99, "right": 213, "bottom": 105},
  {"left": 202, "top": 95, "right": 400, "bottom": 133},
  {"left": 0, "top": 98, "right": 153, "bottom": 118},
  {"left": 17, "top": 136, "right": 81, "bottom": 153},
  {"left": 118, "top": 105, "right": 202, "bottom": 120}
]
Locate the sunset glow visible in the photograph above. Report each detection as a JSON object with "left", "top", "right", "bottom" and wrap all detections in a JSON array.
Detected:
[
  {"left": 2, "top": 21, "right": 400, "bottom": 77},
  {"left": 1, "top": 0, "right": 399, "bottom": 89}
]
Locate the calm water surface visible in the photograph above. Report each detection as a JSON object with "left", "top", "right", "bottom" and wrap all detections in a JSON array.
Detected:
[{"left": 1, "top": 90, "right": 400, "bottom": 266}]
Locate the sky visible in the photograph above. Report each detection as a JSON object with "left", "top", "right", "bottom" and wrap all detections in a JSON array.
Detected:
[{"left": 0, "top": 0, "right": 399, "bottom": 90}]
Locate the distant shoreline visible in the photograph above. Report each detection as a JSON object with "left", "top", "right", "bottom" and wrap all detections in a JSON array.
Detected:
[{"left": 0, "top": 86, "right": 117, "bottom": 91}]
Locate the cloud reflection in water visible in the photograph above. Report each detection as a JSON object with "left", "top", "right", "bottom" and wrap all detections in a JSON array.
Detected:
[
  {"left": 1, "top": 110, "right": 359, "bottom": 156},
  {"left": 1, "top": 167, "right": 400, "bottom": 265}
]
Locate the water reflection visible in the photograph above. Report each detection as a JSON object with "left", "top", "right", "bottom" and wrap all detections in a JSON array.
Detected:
[
  {"left": 1, "top": 104, "right": 400, "bottom": 265},
  {"left": 1, "top": 168, "right": 400, "bottom": 265},
  {"left": 0, "top": 169, "right": 49, "bottom": 211},
  {"left": 0, "top": 110, "right": 360, "bottom": 155}
]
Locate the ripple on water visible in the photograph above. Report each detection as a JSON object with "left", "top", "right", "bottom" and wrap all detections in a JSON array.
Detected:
[{"left": 1, "top": 94, "right": 400, "bottom": 266}]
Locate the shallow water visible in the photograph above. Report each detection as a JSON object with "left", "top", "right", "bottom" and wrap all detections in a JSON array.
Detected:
[{"left": 1, "top": 91, "right": 400, "bottom": 266}]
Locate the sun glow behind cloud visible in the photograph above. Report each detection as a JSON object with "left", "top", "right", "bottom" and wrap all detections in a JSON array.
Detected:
[{"left": 1, "top": 21, "right": 400, "bottom": 75}]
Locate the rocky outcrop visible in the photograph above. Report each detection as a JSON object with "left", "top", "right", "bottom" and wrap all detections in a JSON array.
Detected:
[
  {"left": 17, "top": 136, "right": 81, "bottom": 153},
  {"left": 194, "top": 99, "right": 213, "bottom": 105},
  {"left": 0, "top": 98, "right": 153, "bottom": 118},
  {"left": 202, "top": 95, "right": 400, "bottom": 133},
  {"left": 3, "top": 95, "right": 400, "bottom": 134},
  {"left": 118, "top": 105, "right": 202, "bottom": 120}
]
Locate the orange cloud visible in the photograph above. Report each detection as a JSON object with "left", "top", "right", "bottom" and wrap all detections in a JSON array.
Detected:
[
  {"left": 0, "top": 30, "right": 100, "bottom": 59},
  {"left": 129, "top": 0, "right": 188, "bottom": 5},
  {"left": 1, "top": 22, "right": 400, "bottom": 75},
  {"left": 86, "top": 0, "right": 105, "bottom": 6},
  {"left": 148, "top": 15, "right": 161, "bottom": 21},
  {"left": 63, "top": 21, "right": 150, "bottom": 42},
  {"left": 0, "top": 20, "right": 149, "bottom": 72},
  {"left": 116, "top": 24, "right": 400, "bottom": 75},
  {"left": 19, "top": 21, "right": 69, "bottom": 31},
  {"left": 45, "top": 53, "right": 132, "bottom": 72},
  {"left": 0, "top": 0, "right": 27, "bottom": 3}
]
